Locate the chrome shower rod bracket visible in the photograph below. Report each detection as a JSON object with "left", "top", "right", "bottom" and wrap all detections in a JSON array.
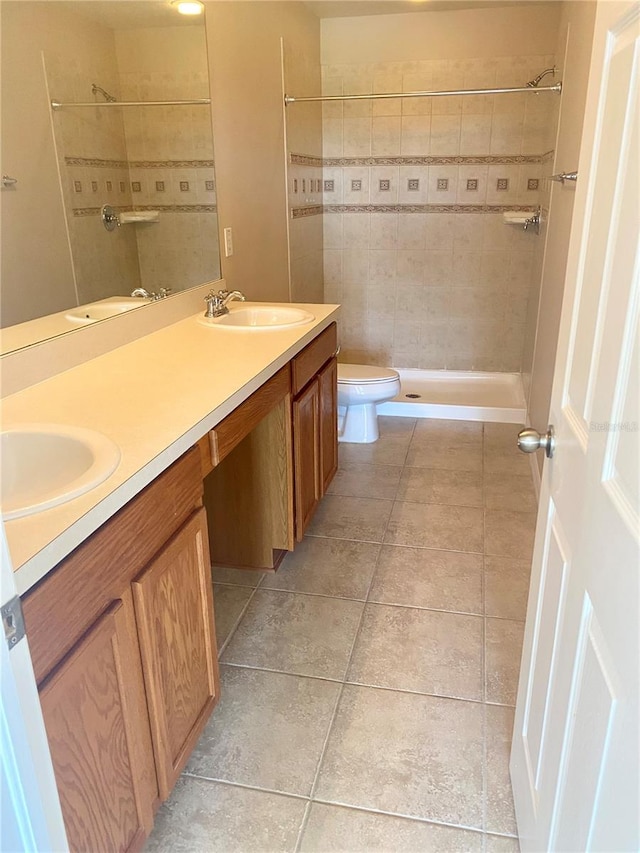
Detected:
[{"left": 284, "top": 81, "right": 562, "bottom": 105}]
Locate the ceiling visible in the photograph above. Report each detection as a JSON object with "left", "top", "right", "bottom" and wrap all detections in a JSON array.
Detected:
[{"left": 303, "top": 0, "right": 543, "bottom": 17}]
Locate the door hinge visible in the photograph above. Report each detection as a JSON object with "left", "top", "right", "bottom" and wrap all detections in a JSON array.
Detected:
[{"left": 2, "top": 595, "right": 26, "bottom": 649}]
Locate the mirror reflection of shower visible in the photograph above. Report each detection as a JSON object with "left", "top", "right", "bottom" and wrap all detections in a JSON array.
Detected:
[{"left": 44, "top": 2, "right": 221, "bottom": 307}]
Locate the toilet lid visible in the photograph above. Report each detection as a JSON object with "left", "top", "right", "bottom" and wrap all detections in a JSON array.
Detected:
[{"left": 338, "top": 364, "right": 400, "bottom": 385}]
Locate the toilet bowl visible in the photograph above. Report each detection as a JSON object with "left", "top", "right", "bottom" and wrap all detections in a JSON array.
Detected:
[{"left": 337, "top": 364, "right": 401, "bottom": 443}]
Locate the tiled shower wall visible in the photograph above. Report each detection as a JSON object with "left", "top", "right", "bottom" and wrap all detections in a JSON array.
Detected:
[{"left": 321, "top": 55, "right": 558, "bottom": 371}]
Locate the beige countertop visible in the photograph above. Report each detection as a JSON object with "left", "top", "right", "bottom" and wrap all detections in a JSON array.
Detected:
[{"left": 2, "top": 303, "right": 340, "bottom": 595}]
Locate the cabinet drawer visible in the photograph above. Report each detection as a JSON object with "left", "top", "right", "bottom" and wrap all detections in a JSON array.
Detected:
[
  {"left": 291, "top": 323, "right": 337, "bottom": 396},
  {"left": 23, "top": 447, "right": 203, "bottom": 684},
  {"left": 208, "top": 365, "right": 290, "bottom": 466}
]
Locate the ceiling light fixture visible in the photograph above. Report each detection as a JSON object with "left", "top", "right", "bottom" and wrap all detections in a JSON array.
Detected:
[{"left": 171, "top": 0, "right": 204, "bottom": 15}]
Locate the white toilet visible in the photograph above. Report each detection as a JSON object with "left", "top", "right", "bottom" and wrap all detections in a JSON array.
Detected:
[{"left": 337, "top": 364, "right": 401, "bottom": 443}]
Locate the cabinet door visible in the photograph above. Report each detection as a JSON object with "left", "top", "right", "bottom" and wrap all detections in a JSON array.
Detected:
[
  {"left": 39, "top": 592, "right": 156, "bottom": 853},
  {"left": 318, "top": 356, "right": 338, "bottom": 494},
  {"left": 293, "top": 378, "right": 321, "bottom": 541},
  {"left": 133, "top": 508, "right": 219, "bottom": 799}
]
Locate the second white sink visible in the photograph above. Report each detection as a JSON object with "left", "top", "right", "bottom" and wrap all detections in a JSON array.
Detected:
[
  {"left": 199, "top": 305, "right": 315, "bottom": 329},
  {"left": 0, "top": 425, "right": 121, "bottom": 520}
]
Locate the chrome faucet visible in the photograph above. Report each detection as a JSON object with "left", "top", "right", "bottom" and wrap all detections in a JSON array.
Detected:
[
  {"left": 204, "top": 289, "right": 246, "bottom": 318},
  {"left": 131, "top": 287, "right": 172, "bottom": 301}
]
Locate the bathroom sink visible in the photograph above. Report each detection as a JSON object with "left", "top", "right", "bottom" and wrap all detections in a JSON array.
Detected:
[
  {"left": 0, "top": 425, "right": 121, "bottom": 520},
  {"left": 65, "top": 299, "right": 147, "bottom": 325},
  {"left": 199, "top": 306, "right": 315, "bottom": 329}
]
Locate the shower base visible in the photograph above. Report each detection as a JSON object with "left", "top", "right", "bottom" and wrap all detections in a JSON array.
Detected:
[{"left": 377, "top": 369, "right": 526, "bottom": 423}]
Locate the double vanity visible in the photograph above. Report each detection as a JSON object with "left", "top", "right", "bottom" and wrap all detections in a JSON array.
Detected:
[{"left": 2, "top": 300, "right": 340, "bottom": 851}]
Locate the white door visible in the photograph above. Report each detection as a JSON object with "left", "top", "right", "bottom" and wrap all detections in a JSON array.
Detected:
[
  {"left": 511, "top": 3, "right": 640, "bottom": 852},
  {"left": 0, "top": 526, "right": 68, "bottom": 852}
]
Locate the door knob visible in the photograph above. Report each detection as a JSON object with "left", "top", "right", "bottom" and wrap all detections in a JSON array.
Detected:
[{"left": 517, "top": 425, "right": 555, "bottom": 458}]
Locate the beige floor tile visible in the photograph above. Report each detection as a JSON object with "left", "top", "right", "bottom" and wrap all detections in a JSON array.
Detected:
[
  {"left": 415, "top": 419, "right": 484, "bottom": 439},
  {"left": 315, "top": 685, "right": 484, "bottom": 828},
  {"left": 338, "top": 433, "right": 412, "bottom": 466},
  {"left": 484, "top": 472, "right": 537, "bottom": 513},
  {"left": 483, "top": 423, "right": 524, "bottom": 450},
  {"left": 145, "top": 777, "right": 306, "bottom": 852},
  {"left": 221, "top": 590, "right": 364, "bottom": 680},
  {"left": 369, "top": 545, "right": 483, "bottom": 613},
  {"left": 484, "top": 834, "right": 521, "bottom": 852},
  {"left": 485, "top": 618, "right": 525, "bottom": 705},
  {"left": 213, "top": 584, "right": 253, "bottom": 650},
  {"left": 397, "top": 467, "right": 483, "bottom": 506},
  {"left": 307, "top": 495, "right": 394, "bottom": 543},
  {"left": 406, "top": 439, "right": 483, "bottom": 472},
  {"left": 262, "top": 537, "right": 380, "bottom": 600},
  {"left": 485, "top": 510, "right": 536, "bottom": 560},
  {"left": 186, "top": 666, "right": 340, "bottom": 796},
  {"left": 485, "top": 704, "right": 518, "bottom": 836},
  {"left": 484, "top": 556, "right": 531, "bottom": 621},
  {"left": 385, "top": 502, "right": 484, "bottom": 552},
  {"left": 483, "top": 447, "right": 531, "bottom": 476},
  {"left": 300, "top": 803, "right": 484, "bottom": 852},
  {"left": 348, "top": 604, "right": 483, "bottom": 700},
  {"left": 211, "top": 566, "right": 265, "bottom": 587},
  {"left": 327, "top": 461, "right": 403, "bottom": 500},
  {"left": 378, "top": 415, "right": 418, "bottom": 434}
]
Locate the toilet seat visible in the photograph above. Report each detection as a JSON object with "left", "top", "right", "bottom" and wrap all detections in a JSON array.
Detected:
[{"left": 337, "top": 364, "right": 399, "bottom": 385}]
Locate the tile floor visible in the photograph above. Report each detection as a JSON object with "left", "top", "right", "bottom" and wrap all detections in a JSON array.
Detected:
[{"left": 145, "top": 417, "right": 537, "bottom": 853}]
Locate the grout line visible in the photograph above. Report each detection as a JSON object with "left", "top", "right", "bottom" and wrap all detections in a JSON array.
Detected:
[
  {"left": 306, "top": 530, "right": 485, "bottom": 555},
  {"left": 228, "top": 583, "right": 523, "bottom": 623},
  {"left": 304, "top": 519, "right": 390, "bottom": 812},
  {"left": 309, "top": 796, "right": 488, "bottom": 836},
  {"left": 293, "top": 800, "right": 313, "bottom": 853},
  {"left": 181, "top": 772, "right": 311, "bottom": 802},
  {"left": 219, "top": 661, "right": 511, "bottom": 707},
  {"left": 179, "top": 774, "right": 518, "bottom": 842},
  {"left": 215, "top": 580, "right": 262, "bottom": 658}
]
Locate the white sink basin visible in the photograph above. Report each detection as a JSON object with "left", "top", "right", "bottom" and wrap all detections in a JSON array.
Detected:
[
  {"left": 199, "top": 306, "right": 315, "bottom": 329},
  {"left": 65, "top": 299, "right": 147, "bottom": 325},
  {"left": 0, "top": 425, "right": 121, "bottom": 520}
]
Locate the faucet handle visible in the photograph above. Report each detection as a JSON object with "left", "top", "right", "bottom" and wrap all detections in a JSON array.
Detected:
[{"left": 204, "top": 291, "right": 225, "bottom": 318}]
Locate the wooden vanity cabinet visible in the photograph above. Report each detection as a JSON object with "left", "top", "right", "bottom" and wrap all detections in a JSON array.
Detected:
[
  {"left": 22, "top": 447, "right": 219, "bottom": 852},
  {"left": 133, "top": 508, "right": 218, "bottom": 799},
  {"left": 291, "top": 324, "right": 339, "bottom": 540},
  {"left": 292, "top": 377, "right": 322, "bottom": 540},
  {"left": 38, "top": 590, "right": 154, "bottom": 853}
]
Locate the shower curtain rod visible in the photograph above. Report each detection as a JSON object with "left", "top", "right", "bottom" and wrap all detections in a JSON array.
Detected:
[
  {"left": 51, "top": 98, "right": 211, "bottom": 110},
  {"left": 284, "top": 82, "right": 562, "bottom": 105}
]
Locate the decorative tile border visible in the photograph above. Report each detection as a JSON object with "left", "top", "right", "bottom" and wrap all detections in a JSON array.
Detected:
[
  {"left": 290, "top": 202, "right": 537, "bottom": 218},
  {"left": 291, "top": 152, "right": 546, "bottom": 167},
  {"left": 290, "top": 153, "right": 324, "bottom": 167},
  {"left": 65, "top": 156, "right": 215, "bottom": 168},
  {"left": 323, "top": 154, "right": 544, "bottom": 166},
  {"left": 325, "top": 203, "right": 537, "bottom": 214},
  {"left": 65, "top": 157, "right": 127, "bottom": 168},
  {"left": 291, "top": 205, "right": 324, "bottom": 219},
  {"left": 73, "top": 203, "right": 217, "bottom": 217}
]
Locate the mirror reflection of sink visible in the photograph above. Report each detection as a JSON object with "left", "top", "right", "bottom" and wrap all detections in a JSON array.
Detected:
[
  {"left": 65, "top": 298, "right": 148, "bottom": 325},
  {"left": 198, "top": 306, "right": 315, "bottom": 329},
  {"left": 0, "top": 425, "right": 121, "bottom": 520}
]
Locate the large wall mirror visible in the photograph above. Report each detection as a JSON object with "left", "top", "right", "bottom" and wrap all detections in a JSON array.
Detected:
[{"left": 0, "top": 0, "right": 221, "bottom": 353}]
